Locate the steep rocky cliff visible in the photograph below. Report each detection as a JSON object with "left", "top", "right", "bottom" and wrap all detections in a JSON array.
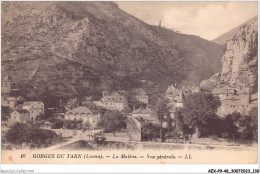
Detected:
[
  {"left": 221, "top": 17, "right": 258, "bottom": 92},
  {"left": 201, "top": 17, "right": 258, "bottom": 116},
  {"left": 2, "top": 2, "right": 224, "bottom": 98}
]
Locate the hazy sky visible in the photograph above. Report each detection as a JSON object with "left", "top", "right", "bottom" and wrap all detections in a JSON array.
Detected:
[{"left": 116, "top": 1, "right": 258, "bottom": 40}]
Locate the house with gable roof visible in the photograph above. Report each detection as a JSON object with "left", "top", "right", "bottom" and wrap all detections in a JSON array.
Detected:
[
  {"left": 8, "top": 109, "right": 30, "bottom": 126},
  {"left": 131, "top": 107, "right": 159, "bottom": 124},
  {"left": 65, "top": 106, "right": 100, "bottom": 129},
  {"left": 95, "top": 91, "right": 128, "bottom": 111},
  {"left": 22, "top": 101, "right": 44, "bottom": 124},
  {"left": 212, "top": 85, "right": 251, "bottom": 116},
  {"left": 1, "top": 96, "right": 23, "bottom": 109}
]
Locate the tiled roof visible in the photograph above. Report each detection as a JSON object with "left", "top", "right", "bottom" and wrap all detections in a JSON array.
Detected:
[
  {"left": 132, "top": 107, "right": 156, "bottom": 115},
  {"left": 102, "top": 94, "right": 126, "bottom": 103},
  {"left": 2, "top": 96, "right": 18, "bottom": 101},
  {"left": 15, "top": 109, "right": 30, "bottom": 114},
  {"left": 22, "top": 101, "right": 43, "bottom": 106},
  {"left": 68, "top": 106, "right": 93, "bottom": 115}
]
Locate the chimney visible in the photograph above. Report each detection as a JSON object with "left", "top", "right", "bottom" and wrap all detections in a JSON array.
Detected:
[
  {"left": 102, "top": 91, "right": 105, "bottom": 97},
  {"left": 133, "top": 105, "right": 135, "bottom": 111}
]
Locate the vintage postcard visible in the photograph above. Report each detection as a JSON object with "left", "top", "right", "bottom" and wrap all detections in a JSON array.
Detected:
[{"left": 1, "top": 1, "right": 258, "bottom": 165}]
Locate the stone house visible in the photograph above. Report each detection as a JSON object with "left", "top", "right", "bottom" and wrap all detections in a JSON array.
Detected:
[
  {"left": 98, "top": 91, "right": 128, "bottom": 111},
  {"left": 131, "top": 107, "right": 159, "bottom": 124},
  {"left": 22, "top": 101, "right": 44, "bottom": 124},
  {"left": 64, "top": 106, "right": 100, "bottom": 129},
  {"left": 1, "top": 75, "right": 12, "bottom": 95},
  {"left": 1, "top": 96, "right": 23, "bottom": 109},
  {"left": 212, "top": 85, "right": 251, "bottom": 116},
  {"left": 127, "top": 107, "right": 159, "bottom": 142},
  {"left": 8, "top": 109, "right": 30, "bottom": 126}
]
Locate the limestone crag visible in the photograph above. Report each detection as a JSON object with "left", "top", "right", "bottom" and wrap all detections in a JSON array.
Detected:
[
  {"left": 221, "top": 17, "right": 258, "bottom": 92},
  {"left": 209, "top": 17, "right": 258, "bottom": 116}
]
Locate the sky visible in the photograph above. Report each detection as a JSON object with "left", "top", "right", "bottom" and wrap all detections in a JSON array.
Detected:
[{"left": 116, "top": 1, "right": 258, "bottom": 40}]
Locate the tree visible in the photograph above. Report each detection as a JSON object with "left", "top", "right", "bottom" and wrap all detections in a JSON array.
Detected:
[
  {"left": 140, "top": 118, "right": 160, "bottom": 141},
  {"left": 182, "top": 93, "right": 221, "bottom": 137},
  {"left": 5, "top": 123, "right": 57, "bottom": 148},
  {"left": 1, "top": 106, "right": 13, "bottom": 121},
  {"left": 98, "top": 110, "right": 126, "bottom": 137},
  {"left": 149, "top": 92, "right": 171, "bottom": 121},
  {"left": 224, "top": 112, "right": 241, "bottom": 138},
  {"left": 127, "top": 94, "right": 145, "bottom": 111}
]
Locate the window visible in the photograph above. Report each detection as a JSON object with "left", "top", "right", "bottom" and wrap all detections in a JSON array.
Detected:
[
  {"left": 120, "top": 98, "right": 122, "bottom": 100},
  {"left": 108, "top": 98, "right": 110, "bottom": 100}
]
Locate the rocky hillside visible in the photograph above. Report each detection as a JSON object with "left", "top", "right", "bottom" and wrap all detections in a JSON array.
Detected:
[
  {"left": 212, "top": 16, "right": 257, "bottom": 45},
  {"left": 221, "top": 16, "right": 258, "bottom": 92},
  {"left": 200, "top": 16, "right": 258, "bottom": 116},
  {"left": 201, "top": 16, "right": 258, "bottom": 92},
  {"left": 2, "top": 2, "right": 224, "bottom": 98}
]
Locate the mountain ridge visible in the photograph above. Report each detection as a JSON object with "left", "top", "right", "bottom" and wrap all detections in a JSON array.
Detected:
[{"left": 2, "top": 1, "right": 224, "bottom": 98}]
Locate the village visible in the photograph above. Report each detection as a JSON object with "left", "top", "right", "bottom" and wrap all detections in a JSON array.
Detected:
[{"left": 1, "top": 73, "right": 257, "bottom": 150}]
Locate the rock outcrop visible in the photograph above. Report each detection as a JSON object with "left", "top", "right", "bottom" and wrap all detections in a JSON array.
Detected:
[
  {"left": 221, "top": 17, "right": 258, "bottom": 92},
  {"left": 204, "top": 17, "right": 258, "bottom": 117}
]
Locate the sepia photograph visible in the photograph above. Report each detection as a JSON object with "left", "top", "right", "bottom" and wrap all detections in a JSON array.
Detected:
[{"left": 1, "top": 1, "right": 258, "bottom": 166}]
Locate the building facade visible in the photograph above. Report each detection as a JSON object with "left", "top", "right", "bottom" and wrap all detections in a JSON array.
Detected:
[
  {"left": 212, "top": 85, "right": 251, "bottom": 116},
  {"left": 65, "top": 106, "right": 100, "bottom": 129},
  {"left": 1, "top": 96, "right": 23, "bottom": 109},
  {"left": 22, "top": 101, "right": 44, "bottom": 124},
  {"left": 8, "top": 109, "right": 30, "bottom": 126},
  {"left": 97, "top": 92, "right": 128, "bottom": 111},
  {"left": 131, "top": 107, "right": 159, "bottom": 124},
  {"left": 2, "top": 75, "right": 12, "bottom": 95}
]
